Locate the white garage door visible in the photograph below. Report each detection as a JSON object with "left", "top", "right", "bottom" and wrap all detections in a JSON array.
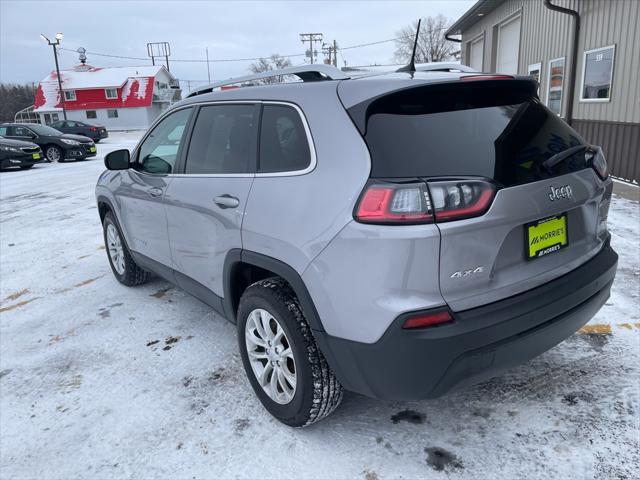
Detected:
[
  {"left": 469, "top": 37, "right": 484, "bottom": 71},
  {"left": 496, "top": 16, "right": 521, "bottom": 74}
]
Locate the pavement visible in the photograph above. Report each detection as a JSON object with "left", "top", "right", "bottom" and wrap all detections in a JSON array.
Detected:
[{"left": 0, "top": 132, "right": 638, "bottom": 479}]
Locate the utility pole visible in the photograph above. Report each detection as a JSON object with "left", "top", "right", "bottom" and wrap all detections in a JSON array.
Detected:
[
  {"left": 299, "top": 33, "right": 323, "bottom": 64},
  {"left": 40, "top": 32, "right": 67, "bottom": 121},
  {"left": 206, "top": 47, "right": 211, "bottom": 83},
  {"left": 323, "top": 40, "right": 339, "bottom": 67}
]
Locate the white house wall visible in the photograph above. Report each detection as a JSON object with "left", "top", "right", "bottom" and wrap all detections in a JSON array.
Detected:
[{"left": 67, "top": 107, "right": 150, "bottom": 130}]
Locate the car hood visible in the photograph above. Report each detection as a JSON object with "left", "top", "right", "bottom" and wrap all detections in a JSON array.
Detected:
[
  {"left": 61, "top": 133, "right": 94, "bottom": 143},
  {"left": 0, "top": 137, "right": 40, "bottom": 148}
]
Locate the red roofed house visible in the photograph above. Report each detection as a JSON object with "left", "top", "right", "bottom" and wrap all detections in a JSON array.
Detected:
[{"left": 33, "top": 64, "right": 180, "bottom": 130}]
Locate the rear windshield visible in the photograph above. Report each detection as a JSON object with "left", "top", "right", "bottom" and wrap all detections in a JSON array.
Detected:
[{"left": 357, "top": 82, "right": 587, "bottom": 186}]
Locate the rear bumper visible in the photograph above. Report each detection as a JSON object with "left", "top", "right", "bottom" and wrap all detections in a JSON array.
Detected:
[{"left": 315, "top": 241, "right": 618, "bottom": 400}]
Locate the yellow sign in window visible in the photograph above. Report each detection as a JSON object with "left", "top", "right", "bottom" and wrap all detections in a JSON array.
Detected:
[{"left": 526, "top": 214, "right": 568, "bottom": 259}]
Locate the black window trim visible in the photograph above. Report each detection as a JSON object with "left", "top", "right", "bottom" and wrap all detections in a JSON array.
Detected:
[{"left": 134, "top": 100, "right": 316, "bottom": 178}]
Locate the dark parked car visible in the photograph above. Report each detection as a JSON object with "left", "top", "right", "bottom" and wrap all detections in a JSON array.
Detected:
[
  {"left": 0, "top": 123, "right": 96, "bottom": 163},
  {"left": 50, "top": 120, "right": 108, "bottom": 142},
  {"left": 0, "top": 135, "right": 44, "bottom": 170}
]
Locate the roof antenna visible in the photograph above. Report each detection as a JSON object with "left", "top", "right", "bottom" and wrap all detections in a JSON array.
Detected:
[{"left": 397, "top": 18, "right": 421, "bottom": 73}]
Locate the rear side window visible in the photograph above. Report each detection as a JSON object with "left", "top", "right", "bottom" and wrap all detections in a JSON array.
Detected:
[
  {"left": 357, "top": 82, "right": 587, "bottom": 187},
  {"left": 259, "top": 105, "right": 311, "bottom": 173},
  {"left": 185, "top": 104, "right": 257, "bottom": 174}
]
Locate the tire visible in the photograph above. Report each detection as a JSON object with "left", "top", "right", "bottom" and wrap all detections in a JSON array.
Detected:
[
  {"left": 94, "top": 139, "right": 101, "bottom": 144},
  {"left": 237, "top": 277, "right": 343, "bottom": 427},
  {"left": 45, "top": 145, "right": 63, "bottom": 163},
  {"left": 102, "top": 212, "right": 150, "bottom": 286},
  {"left": 19, "top": 165, "right": 34, "bottom": 170}
]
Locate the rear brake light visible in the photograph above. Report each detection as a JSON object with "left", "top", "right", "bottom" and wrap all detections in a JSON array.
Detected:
[
  {"left": 402, "top": 310, "right": 453, "bottom": 329},
  {"left": 461, "top": 75, "right": 514, "bottom": 81},
  {"left": 355, "top": 182, "right": 433, "bottom": 224},
  {"left": 428, "top": 180, "right": 496, "bottom": 222},
  {"left": 90, "top": 127, "right": 98, "bottom": 132}
]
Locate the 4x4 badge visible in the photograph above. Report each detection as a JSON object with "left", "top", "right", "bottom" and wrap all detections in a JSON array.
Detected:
[{"left": 450, "top": 266, "right": 484, "bottom": 279}]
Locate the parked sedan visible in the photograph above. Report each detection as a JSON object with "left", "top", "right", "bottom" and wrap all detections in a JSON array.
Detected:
[
  {"left": 49, "top": 120, "right": 109, "bottom": 143},
  {"left": 0, "top": 135, "right": 44, "bottom": 170},
  {"left": 0, "top": 123, "right": 97, "bottom": 163}
]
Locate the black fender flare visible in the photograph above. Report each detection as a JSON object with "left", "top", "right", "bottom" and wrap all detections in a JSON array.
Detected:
[{"left": 223, "top": 249, "right": 325, "bottom": 332}]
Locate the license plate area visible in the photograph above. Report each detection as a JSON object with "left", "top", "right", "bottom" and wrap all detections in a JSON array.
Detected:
[{"left": 525, "top": 213, "right": 568, "bottom": 260}]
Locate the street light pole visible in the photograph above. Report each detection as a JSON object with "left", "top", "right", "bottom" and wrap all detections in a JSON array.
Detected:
[{"left": 40, "top": 33, "right": 67, "bottom": 121}]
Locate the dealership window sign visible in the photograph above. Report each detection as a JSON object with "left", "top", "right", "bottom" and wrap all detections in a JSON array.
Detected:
[
  {"left": 581, "top": 45, "right": 615, "bottom": 102},
  {"left": 547, "top": 57, "right": 565, "bottom": 116}
]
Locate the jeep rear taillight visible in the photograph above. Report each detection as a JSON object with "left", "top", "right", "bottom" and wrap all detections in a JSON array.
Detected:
[
  {"left": 428, "top": 179, "right": 496, "bottom": 222},
  {"left": 354, "top": 179, "right": 496, "bottom": 225},
  {"left": 355, "top": 182, "right": 433, "bottom": 224}
]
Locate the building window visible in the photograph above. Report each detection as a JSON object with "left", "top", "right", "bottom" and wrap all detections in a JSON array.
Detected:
[
  {"left": 107, "top": 109, "right": 119, "bottom": 118},
  {"left": 468, "top": 34, "right": 484, "bottom": 71},
  {"left": 547, "top": 57, "right": 565, "bottom": 116},
  {"left": 64, "top": 90, "right": 76, "bottom": 101},
  {"left": 86, "top": 110, "right": 97, "bottom": 119},
  {"left": 105, "top": 88, "right": 118, "bottom": 99},
  {"left": 581, "top": 45, "right": 615, "bottom": 102},
  {"left": 528, "top": 63, "right": 542, "bottom": 96}
]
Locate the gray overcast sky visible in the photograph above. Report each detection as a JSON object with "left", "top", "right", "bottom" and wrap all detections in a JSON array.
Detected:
[{"left": 1, "top": 0, "right": 474, "bottom": 90}]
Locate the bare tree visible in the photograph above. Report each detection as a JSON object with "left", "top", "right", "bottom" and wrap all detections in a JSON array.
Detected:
[
  {"left": 393, "top": 15, "right": 457, "bottom": 64},
  {"left": 248, "top": 54, "right": 292, "bottom": 84}
]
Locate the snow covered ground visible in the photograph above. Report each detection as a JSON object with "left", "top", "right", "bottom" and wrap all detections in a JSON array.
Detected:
[{"left": 1, "top": 132, "right": 638, "bottom": 479}]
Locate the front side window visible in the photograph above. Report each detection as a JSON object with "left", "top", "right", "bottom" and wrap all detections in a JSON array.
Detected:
[
  {"left": 259, "top": 105, "right": 311, "bottom": 173},
  {"left": 105, "top": 88, "right": 118, "bottom": 99},
  {"left": 547, "top": 57, "right": 565, "bottom": 116},
  {"left": 64, "top": 90, "right": 76, "bottom": 101},
  {"left": 138, "top": 108, "right": 192, "bottom": 174},
  {"left": 581, "top": 45, "right": 615, "bottom": 101},
  {"left": 86, "top": 110, "right": 97, "bottom": 119},
  {"left": 185, "top": 104, "right": 257, "bottom": 174},
  {"left": 107, "top": 109, "right": 119, "bottom": 118}
]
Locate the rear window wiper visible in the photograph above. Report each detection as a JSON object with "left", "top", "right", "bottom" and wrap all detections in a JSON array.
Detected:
[{"left": 542, "top": 144, "right": 589, "bottom": 171}]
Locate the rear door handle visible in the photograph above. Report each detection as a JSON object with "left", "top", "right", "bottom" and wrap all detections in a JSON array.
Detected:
[
  {"left": 148, "top": 187, "right": 163, "bottom": 197},
  {"left": 214, "top": 194, "right": 240, "bottom": 209}
]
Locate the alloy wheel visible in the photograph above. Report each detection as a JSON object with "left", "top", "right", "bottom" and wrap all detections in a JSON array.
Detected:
[
  {"left": 245, "top": 308, "right": 297, "bottom": 404},
  {"left": 106, "top": 223, "right": 125, "bottom": 275}
]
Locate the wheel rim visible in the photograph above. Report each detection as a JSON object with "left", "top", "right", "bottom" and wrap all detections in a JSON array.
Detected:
[
  {"left": 46, "top": 147, "right": 60, "bottom": 162},
  {"left": 245, "top": 308, "right": 297, "bottom": 405},
  {"left": 106, "top": 223, "right": 125, "bottom": 275}
]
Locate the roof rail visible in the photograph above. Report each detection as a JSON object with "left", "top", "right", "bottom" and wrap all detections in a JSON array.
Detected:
[{"left": 187, "top": 64, "right": 350, "bottom": 98}]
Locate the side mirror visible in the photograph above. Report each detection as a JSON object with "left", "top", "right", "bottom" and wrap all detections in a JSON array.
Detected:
[{"left": 104, "top": 149, "right": 130, "bottom": 170}]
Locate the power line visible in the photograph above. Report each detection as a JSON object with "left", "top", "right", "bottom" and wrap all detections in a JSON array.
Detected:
[{"left": 56, "top": 25, "right": 452, "bottom": 67}]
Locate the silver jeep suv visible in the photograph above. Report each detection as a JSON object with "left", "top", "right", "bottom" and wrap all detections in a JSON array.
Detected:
[{"left": 96, "top": 65, "right": 617, "bottom": 426}]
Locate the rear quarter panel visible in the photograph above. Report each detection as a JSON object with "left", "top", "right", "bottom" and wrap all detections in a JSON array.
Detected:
[{"left": 241, "top": 83, "right": 371, "bottom": 274}]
